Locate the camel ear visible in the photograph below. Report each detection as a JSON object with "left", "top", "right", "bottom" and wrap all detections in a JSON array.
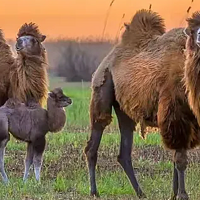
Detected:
[
  {"left": 41, "top": 35, "right": 46, "bottom": 42},
  {"left": 183, "top": 28, "right": 190, "bottom": 37},
  {"left": 124, "top": 23, "right": 130, "bottom": 31},
  {"left": 48, "top": 92, "right": 55, "bottom": 98}
]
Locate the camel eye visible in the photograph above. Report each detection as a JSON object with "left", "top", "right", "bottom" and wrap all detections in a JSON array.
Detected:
[{"left": 31, "top": 38, "right": 37, "bottom": 44}]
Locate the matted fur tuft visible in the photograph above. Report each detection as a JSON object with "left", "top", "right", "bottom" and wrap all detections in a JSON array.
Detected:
[
  {"left": 122, "top": 9, "right": 165, "bottom": 46},
  {"left": 0, "top": 29, "right": 6, "bottom": 43},
  {"left": 184, "top": 11, "right": 200, "bottom": 126},
  {"left": 17, "top": 22, "right": 44, "bottom": 41},
  {"left": 186, "top": 11, "right": 200, "bottom": 30}
]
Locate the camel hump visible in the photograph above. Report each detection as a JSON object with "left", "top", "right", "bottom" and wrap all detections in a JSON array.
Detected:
[
  {"left": 131, "top": 9, "right": 165, "bottom": 35},
  {"left": 122, "top": 9, "right": 165, "bottom": 44},
  {"left": 186, "top": 11, "right": 200, "bottom": 29}
]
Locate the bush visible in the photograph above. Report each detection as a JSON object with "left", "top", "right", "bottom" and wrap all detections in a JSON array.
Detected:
[{"left": 45, "top": 39, "right": 113, "bottom": 82}]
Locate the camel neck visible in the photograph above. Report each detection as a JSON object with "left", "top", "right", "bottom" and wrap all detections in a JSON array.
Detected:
[
  {"left": 47, "top": 99, "right": 66, "bottom": 133},
  {"left": 9, "top": 54, "right": 48, "bottom": 106},
  {"left": 184, "top": 49, "right": 200, "bottom": 126},
  {"left": 17, "top": 54, "right": 45, "bottom": 68}
]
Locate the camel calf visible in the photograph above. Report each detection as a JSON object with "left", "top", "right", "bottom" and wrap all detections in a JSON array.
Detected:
[{"left": 0, "top": 88, "right": 72, "bottom": 182}]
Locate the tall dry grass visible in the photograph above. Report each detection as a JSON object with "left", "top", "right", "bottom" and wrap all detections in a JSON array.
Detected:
[{"left": 101, "top": 0, "right": 116, "bottom": 40}]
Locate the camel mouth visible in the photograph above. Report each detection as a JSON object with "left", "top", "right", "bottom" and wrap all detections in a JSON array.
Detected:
[
  {"left": 196, "top": 37, "right": 200, "bottom": 47},
  {"left": 15, "top": 45, "right": 23, "bottom": 51},
  {"left": 58, "top": 99, "right": 72, "bottom": 107},
  {"left": 62, "top": 98, "right": 72, "bottom": 107},
  {"left": 66, "top": 98, "right": 72, "bottom": 105}
]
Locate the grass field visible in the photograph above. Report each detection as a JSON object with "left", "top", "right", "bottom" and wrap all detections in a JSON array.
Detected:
[{"left": 1, "top": 79, "right": 200, "bottom": 200}]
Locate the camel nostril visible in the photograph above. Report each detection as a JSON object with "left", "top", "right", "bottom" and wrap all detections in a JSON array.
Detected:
[
  {"left": 67, "top": 98, "right": 72, "bottom": 105},
  {"left": 16, "top": 38, "right": 24, "bottom": 50}
]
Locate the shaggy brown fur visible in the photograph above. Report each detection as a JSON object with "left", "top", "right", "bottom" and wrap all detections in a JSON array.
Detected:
[
  {"left": 184, "top": 12, "right": 200, "bottom": 126},
  {"left": 0, "top": 30, "right": 15, "bottom": 105},
  {"left": 8, "top": 23, "right": 48, "bottom": 106},
  {"left": 17, "top": 22, "right": 46, "bottom": 42},
  {"left": 85, "top": 9, "right": 200, "bottom": 199},
  {"left": 0, "top": 88, "right": 71, "bottom": 183},
  {"left": 121, "top": 9, "right": 165, "bottom": 47}
]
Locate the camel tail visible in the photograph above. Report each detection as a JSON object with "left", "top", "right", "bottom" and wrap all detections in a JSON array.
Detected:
[{"left": 122, "top": 9, "right": 165, "bottom": 43}]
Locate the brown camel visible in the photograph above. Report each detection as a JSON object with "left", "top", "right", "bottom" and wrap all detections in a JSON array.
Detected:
[
  {"left": 85, "top": 9, "right": 200, "bottom": 200},
  {"left": 0, "top": 23, "right": 48, "bottom": 107},
  {"left": 9, "top": 23, "right": 49, "bottom": 106},
  {"left": 0, "top": 88, "right": 71, "bottom": 183},
  {"left": 184, "top": 12, "right": 200, "bottom": 126}
]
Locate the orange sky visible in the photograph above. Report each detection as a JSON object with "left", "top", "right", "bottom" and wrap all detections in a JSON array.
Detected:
[{"left": 0, "top": 0, "right": 199, "bottom": 40}]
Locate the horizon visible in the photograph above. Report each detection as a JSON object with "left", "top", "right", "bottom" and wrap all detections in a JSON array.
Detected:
[{"left": 0, "top": 0, "right": 199, "bottom": 40}]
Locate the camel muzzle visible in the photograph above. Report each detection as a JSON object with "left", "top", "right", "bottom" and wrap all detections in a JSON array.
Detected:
[
  {"left": 15, "top": 39, "right": 23, "bottom": 51},
  {"left": 196, "top": 28, "right": 200, "bottom": 47},
  {"left": 197, "top": 36, "right": 200, "bottom": 47}
]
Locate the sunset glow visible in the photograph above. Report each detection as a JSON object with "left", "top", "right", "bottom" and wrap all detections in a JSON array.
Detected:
[{"left": 0, "top": 0, "right": 200, "bottom": 39}]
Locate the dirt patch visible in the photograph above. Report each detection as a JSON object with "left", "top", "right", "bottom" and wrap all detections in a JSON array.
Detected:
[{"left": 5, "top": 143, "right": 200, "bottom": 180}]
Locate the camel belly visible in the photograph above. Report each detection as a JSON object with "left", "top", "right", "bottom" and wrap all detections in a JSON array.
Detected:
[
  {"left": 8, "top": 115, "right": 32, "bottom": 142},
  {"left": 8, "top": 109, "right": 47, "bottom": 142}
]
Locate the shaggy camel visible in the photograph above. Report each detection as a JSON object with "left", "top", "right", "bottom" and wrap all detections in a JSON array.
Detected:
[
  {"left": 0, "top": 23, "right": 48, "bottom": 107},
  {"left": 184, "top": 12, "right": 200, "bottom": 126},
  {"left": 9, "top": 23, "right": 49, "bottom": 106},
  {"left": 0, "top": 88, "right": 71, "bottom": 182},
  {"left": 85, "top": 10, "right": 200, "bottom": 200}
]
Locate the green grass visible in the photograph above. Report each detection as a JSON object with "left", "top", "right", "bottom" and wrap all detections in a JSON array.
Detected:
[{"left": 1, "top": 79, "right": 200, "bottom": 200}]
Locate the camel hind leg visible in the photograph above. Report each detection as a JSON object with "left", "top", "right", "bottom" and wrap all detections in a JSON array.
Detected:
[
  {"left": 158, "top": 95, "right": 189, "bottom": 200},
  {"left": 85, "top": 70, "right": 114, "bottom": 197},
  {"left": 171, "top": 163, "right": 178, "bottom": 199},
  {"left": 32, "top": 136, "right": 46, "bottom": 181},
  {"left": 23, "top": 142, "right": 34, "bottom": 182},
  {"left": 0, "top": 138, "right": 9, "bottom": 183},
  {"left": 114, "top": 102, "right": 146, "bottom": 199},
  {"left": 0, "top": 115, "right": 10, "bottom": 183}
]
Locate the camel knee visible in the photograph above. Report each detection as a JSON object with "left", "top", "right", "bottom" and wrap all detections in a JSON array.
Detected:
[
  {"left": 85, "top": 142, "right": 98, "bottom": 168},
  {"left": 84, "top": 137, "right": 99, "bottom": 160},
  {"left": 117, "top": 155, "right": 131, "bottom": 167},
  {"left": 0, "top": 137, "right": 9, "bottom": 148},
  {"left": 173, "top": 150, "right": 188, "bottom": 171},
  {"left": 84, "top": 125, "right": 102, "bottom": 164},
  {"left": 33, "top": 156, "right": 42, "bottom": 166},
  {"left": 85, "top": 148, "right": 97, "bottom": 163}
]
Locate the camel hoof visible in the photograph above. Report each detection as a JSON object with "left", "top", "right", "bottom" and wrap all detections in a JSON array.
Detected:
[
  {"left": 2, "top": 178, "right": 9, "bottom": 185},
  {"left": 90, "top": 192, "right": 100, "bottom": 198},
  {"left": 138, "top": 193, "right": 147, "bottom": 199},
  {"left": 168, "top": 195, "right": 177, "bottom": 200},
  {"left": 176, "top": 193, "right": 189, "bottom": 200}
]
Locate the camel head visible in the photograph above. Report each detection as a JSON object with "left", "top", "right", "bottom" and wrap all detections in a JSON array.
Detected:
[
  {"left": 48, "top": 88, "right": 72, "bottom": 108},
  {"left": 184, "top": 11, "right": 200, "bottom": 51},
  {"left": 15, "top": 22, "right": 46, "bottom": 56}
]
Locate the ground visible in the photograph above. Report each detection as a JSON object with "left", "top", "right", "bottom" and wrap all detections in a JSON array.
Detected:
[{"left": 1, "top": 77, "right": 200, "bottom": 200}]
